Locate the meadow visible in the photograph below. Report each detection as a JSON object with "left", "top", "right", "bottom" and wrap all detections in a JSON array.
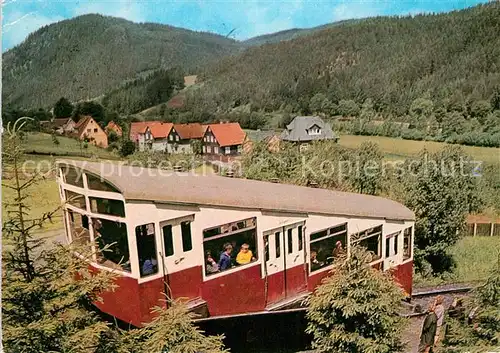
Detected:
[
  {"left": 414, "top": 236, "right": 500, "bottom": 287},
  {"left": 338, "top": 135, "right": 500, "bottom": 164},
  {"left": 22, "top": 132, "right": 118, "bottom": 159}
]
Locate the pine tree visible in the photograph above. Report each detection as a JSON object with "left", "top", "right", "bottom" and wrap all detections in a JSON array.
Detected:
[
  {"left": 2, "top": 118, "right": 117, "bottom": 352},
  {"left": 128, "top": 299, "right": 228, "bottom": 353},
  {"left": 305, "top": 247, "right": 407, "bottom": 353}
]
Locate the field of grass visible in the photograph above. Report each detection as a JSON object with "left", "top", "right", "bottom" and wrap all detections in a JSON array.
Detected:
[
  {"left": 22, "top": 132, "right": 118, "bottom": 159},
  {"left": 338, "top": 135, "right": 500, "bottom": 165},
  {"left": 2, "top": 178, "right": 63, "bottom": 232},
  {"left": 414, "top": 236, "right": 500, "bottom": 288}
]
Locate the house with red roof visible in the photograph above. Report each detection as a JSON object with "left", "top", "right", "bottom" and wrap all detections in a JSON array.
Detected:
[
  {"left": 105, "top": 121, "right": 123, "bottom": 137},
  {"left": 74, "top": 116, "right": 108, "bottom": 148},
  {"left": 202, "top": 122, "right": 246, "bottom": 156},
  {"left": 130, "top": 121, "right": 174, "bottom": 152},
  {"left": 130, "top": 121, "right": 246, "bottom": 155}
]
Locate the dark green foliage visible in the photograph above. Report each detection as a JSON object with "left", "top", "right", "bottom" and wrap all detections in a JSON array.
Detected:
[
  {"left": 348, "top": 141, "right": 383, "bottom": 195},
  {"left": 404, "top": 146, "right": 481, "bottom": 274},
  {"left": 108, "top": 130, "right": 119, "bottom": 143},
  {"left": 101, "top": 69, "right": 184, "bottom": 114},
  {"left": 444, "top": 255, "right": 500, "bottom": 351},
  {"left": 120, "top": 140, "right": 136, "bottom": 157},
  {"left": 53, "top": 97, "right": 74, "bottom": 118},
  {"left": 3, "top": 14, "right": 241, "bottom": 108},
  {"left": 491, "top": 85, "right": 500, "bottom": 110},
  {"left": 73, "top": 101, "right": 106, "bottom": 123},
  {"left": 125, "top": 300, "right": 228, "bottom": 353},
  {"left": 2, "top": 106, "right": 52, "bottom": 131},
  {"left": 305, "top": 247, "right": 406, "bottom": 353}
]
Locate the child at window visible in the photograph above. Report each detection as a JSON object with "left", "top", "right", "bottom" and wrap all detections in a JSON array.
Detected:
[
  {"left": 218, "top": 243, "right": 233, "bottom": 271},
  {"left": 236, "top": 243, "right": 255, "bottom": 265},
  {"left": 206, "top": 251, "right": 219, "bottom": 274}
]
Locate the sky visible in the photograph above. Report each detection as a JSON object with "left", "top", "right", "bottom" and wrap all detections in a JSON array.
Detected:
[{"left": 2, "top": 0, "right": 489, "bottom": 51}]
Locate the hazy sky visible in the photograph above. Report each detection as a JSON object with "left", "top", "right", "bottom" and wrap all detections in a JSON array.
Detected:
[{"left": 2, "top": 0, "right": 488, "bottom": 51}]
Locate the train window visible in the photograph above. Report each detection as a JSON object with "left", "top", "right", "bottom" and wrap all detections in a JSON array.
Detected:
[
  {"left": 298, "top": 226, "right": 303, "bottom": 251},
  {"left": 65, "top": 190, "right": 86, "bottom": 210},
  {"left": 61, "top": 166, "right": 84, "bottom": 187},
  {"left": 275, "top": 232, "right": 281, "bottom": 258},
  {"left": 86, "top": 174, "right": 120, "bottom": 193},
  {"left": 181, "top": 221, "right": 193, "bottom": 252},
  {"left": 310, "top": 223, "right": 347, "bottom": 272},
  {"left": 163, "top": 225, "right": 174, "bottom": 257},
  {"left": 352, "top": 225, "right": 383, "bottom": 261},
  {"left": 265, "top": 235, "right": 270, "bottom": 262},
  {"left": 385, "top": 231, "right": 400, "bottom": 258},
  {"left": 136, "top": 223, "right": 158, "bottom": 277},
  {"left": 403, "top": 227, "right": 412, "bottom": 260},
  {"left": 67, "top": 210, "right": 91, "bottom": 246},
  {"left": 287, "top": 229, "right": 293, "bottom": 254},
  {"left": 93, "top": 218, "right": 131, "bottom": 273},
  {"left": 202, "top": 217, "right": 257, "bottom": 276},
  {"left": 90, "top": 197, "right": 125, "bottom": 217}
]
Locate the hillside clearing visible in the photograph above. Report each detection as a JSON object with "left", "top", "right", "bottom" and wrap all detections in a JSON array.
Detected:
[
  {"left": 338, "top": 135, "right": 500, "bottom": 164},
  {"left": 22, "top": 132, "right": 119, "bottom": 159}
]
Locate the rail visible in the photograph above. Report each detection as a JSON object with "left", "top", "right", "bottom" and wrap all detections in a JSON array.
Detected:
[{"left": 194, "top": 284, "right": 475, "bottom": 322}]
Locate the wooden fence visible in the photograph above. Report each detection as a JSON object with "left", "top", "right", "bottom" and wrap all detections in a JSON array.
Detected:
[{"left": 466, "top": 215, "right": 500, "bottom": 236}]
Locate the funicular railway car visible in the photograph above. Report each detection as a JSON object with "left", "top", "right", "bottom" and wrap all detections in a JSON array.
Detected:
[{"left": 56, "top": 160, "right": 415, "bottom": 327}]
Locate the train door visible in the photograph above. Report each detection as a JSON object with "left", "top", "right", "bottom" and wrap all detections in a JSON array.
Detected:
[
  {"left": 283, "top": 223, "right": 307, "bottom": 296},
  {"left": 264, "top": 229, "right": 286, "bottom": 305},
  {"left": 264, "top": 222, "right": 307, "bottom": 306},
  {"left": 158, "top": 216, "right": 201, "bottom": 300}
]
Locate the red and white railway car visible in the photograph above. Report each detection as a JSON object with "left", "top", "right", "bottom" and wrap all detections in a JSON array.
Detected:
[{"left": 56, "top": 160, "right": 415, "bottom": 327}]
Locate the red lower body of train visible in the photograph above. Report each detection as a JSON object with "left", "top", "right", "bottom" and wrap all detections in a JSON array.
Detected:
[{"left": 92, "top": 260, "right": 413, "bottom": 327}]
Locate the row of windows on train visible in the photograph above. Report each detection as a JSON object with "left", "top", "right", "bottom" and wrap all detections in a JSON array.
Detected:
[
  {"left": 61, "top": 168, "right": 413, "bottom": 277},
  {"left": 66, "top": 206, "right": 412, "bottom": 279}
]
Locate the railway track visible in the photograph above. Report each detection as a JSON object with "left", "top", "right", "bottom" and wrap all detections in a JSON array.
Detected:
[{"left": 403, "top": 283, "right": 474, "bottom": 318}]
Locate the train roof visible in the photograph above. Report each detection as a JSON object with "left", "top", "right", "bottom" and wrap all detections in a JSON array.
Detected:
[{"left": 57, "top": 160, "right": 415, "bottom": 221}]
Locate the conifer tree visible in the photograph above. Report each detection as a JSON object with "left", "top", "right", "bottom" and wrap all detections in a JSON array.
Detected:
[
  {"left": 2, "top": 118, "right": 116, "bottom": 352},
  {"left": 126, "top": 299, "right": 228, "bottom": 353},
  {"left": 305, "top": 247, "right": 407, "bottom": 353}
]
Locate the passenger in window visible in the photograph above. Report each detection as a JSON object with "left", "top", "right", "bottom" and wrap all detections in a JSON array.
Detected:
[
  {"left": 218, "top": 243, "right": 233, "bottom": 271},
  {"left": 206, "top": 251, "right": 219, "bottom": 274},
  {"left": 236, "top": 243, "right": 255, "bottom": 265},
  {"left": 310, "top": 250, "right": 324, "bottom": 271},
  {"left": 142, "top": 257, "right": 158, "bottom": 275},
  {"left": 333, "top": 241, "right": 345, "bottom": 258}
]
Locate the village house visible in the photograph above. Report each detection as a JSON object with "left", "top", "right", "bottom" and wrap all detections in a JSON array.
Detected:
[
  {"left": 202, "top": 122, "right": 246, "bottom": 157},
  {"left": 131, "top": 121, "right": 247, "bottom": 156},
  {"left": 243, "top": 130, "right": 281, "bottom": 154},
  {"left": 172, "top": 123, "right": 205, "bottom": 153},
  {"left": 46, "top": 117, "right": 76, "bottom": 134},
  {"left": 105, "top": 121, "right": 123, "bottom": 137},
  {"left": 74, "top": 116, "right": 108, "bottom": 148},
  {"left": 281, "top": 116, "right": 338, "bottom": 150}
]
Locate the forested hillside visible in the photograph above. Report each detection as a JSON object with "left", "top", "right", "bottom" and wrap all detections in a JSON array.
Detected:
[
  {"left": 2, "top": 14, "right": 241, "bottom": 109},
  {"left": 192, "top": 3, "right": 500, "bottom": 116}
]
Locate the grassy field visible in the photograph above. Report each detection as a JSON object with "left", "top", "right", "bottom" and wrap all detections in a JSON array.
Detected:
[
  {"left": 414, "top": 236, "right": 500, "bottom": 287},
  {"left": 338, "top": 135, "right": 500, "bottom": 164},
  {"left": 22, "top": 132, "right": 118, "bottom": 159},
  {"left": 2, "top": 178, "right": 63, "bottom": 232}
]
